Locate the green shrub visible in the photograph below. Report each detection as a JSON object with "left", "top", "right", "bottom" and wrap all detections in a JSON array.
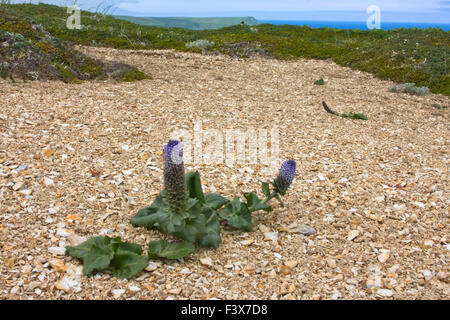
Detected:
[
  {"left": 314, "top": 78, "right": 325, "bottom": 85},
  {"left": 388, "top": 83, "right": 431, "bottom": 96},
  {"left": 185, "top": 39, "right": 214, "bottom": 49}
]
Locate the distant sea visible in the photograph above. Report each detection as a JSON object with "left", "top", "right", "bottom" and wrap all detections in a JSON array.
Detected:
[{"left": 260, "top": 20, "right": 450, "bottom": 31}]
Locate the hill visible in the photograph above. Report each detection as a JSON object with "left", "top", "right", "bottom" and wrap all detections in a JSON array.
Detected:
[
  {"left": 0, "top": 8, "right": 151, "bottom": 82},
  {"left": 114, "top": 16, "right": 260, "bottom": 30},
  {"left": 0, "top": 3, "right": 448, "bottom": 95}
]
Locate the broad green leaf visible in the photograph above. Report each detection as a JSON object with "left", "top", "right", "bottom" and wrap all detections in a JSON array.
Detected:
[
  {"left": 222, "top": 197, "right": 253, "bottom": 231},
  {"left": 66, "top": 236, "right": 116, "bottom": 259},
  {"left": 131, "top": 192, "right": 189, "bottom": 235},
  {"left": 111, "top": 250, "right": 149, "bottom": 279},
  {"left": 117, "top": 242, "right": 143, "bottom": 255},
  {"left": 197, "top": 207, "right": 221, "bottom": 248},
  {"left": 82, "top": 246, "right": 114, "bottom": 276},
  {"left": 66, "top": 236, "right": 146, "bottom": 277},
  {"left": 173, "top": 207, "right": 206, "bottom": 243},
  {"left": 204, "top": 193, "right": 229, "bottom": 209},
  {"left": 130, "top": 191, "right": 165, "bottom": 228},
  {"left": 148, "top": 240, "right": 195, "bottom": 260},
  {"left": 243, "top": 192, "right": 273, "bottom": 213},
  {"left": 66, "top": 236, "right": 102, "bottom": 260},
  {"left": 261, "top": 182, "right": 271, "bottom": 198},
  {"left": 185, "top": 171, "right": 205, "bottom": 203}
]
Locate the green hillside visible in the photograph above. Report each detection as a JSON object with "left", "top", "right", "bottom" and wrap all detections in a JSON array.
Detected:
[
  {"left": 114, "top": 16, "right": 260, "bottom": 30},
  {"left": 0, "top": 3, "right": 448, "bottom": 95},
  {"left": 0, "top": 7, "right": 151, "bottom": 83}
]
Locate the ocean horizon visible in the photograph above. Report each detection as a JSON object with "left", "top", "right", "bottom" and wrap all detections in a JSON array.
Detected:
[{"left": 260, "top": 20, "right": 450, "bottom": 31}]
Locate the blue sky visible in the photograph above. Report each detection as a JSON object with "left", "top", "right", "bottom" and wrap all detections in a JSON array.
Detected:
[{"left": 12, "top": 1, "right": 450, "bottom": 23}]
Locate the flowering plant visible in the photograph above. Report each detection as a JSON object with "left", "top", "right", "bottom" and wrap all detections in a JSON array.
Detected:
[{"left": 66, "top": 140, "right": 296, "bottom": 279}]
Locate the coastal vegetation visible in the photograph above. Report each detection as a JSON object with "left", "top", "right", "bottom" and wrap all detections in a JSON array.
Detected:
[{"left": 1, "top": 3, "right": 448, "bottom": 95}]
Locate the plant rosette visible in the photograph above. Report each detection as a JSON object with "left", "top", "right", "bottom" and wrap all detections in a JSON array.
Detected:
[{"left": 66, "top": 139, "right": 297, "bottom": 280}]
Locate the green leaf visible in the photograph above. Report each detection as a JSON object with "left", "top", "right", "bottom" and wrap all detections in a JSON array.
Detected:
[
  {"left": 243, "top": 192, "right": 273, "bottom": 213},
  {"left": 346, "top": 113, "right": 368, "bottom": 120},
  {"left": 117, "top": 242, "right": 143, "bottom": 255},
  {"left": 261, "top": 182, "right": 271, "bottom": 198},
  {"left": 314, "top": 78, "right": 325, "bottom": 85},
  {"left": 66, "top": 236, "right": 115, "bottom": 277},
  {"left": 197, "top": 207, "right": 221, "bottom": 248},
  {"left": 185, "top": 171, "right": 205, "bottom": 203},
  {"left": 82, "top": 246, "right": 114, "bottom": 276},
  {"left": 173, "top": 206, "right": 206, "bottom": 243},
  {"left": 204, "top": 193, "right": 229, "bottom": 209},
  {"left": 131, "top": 192, "right": 188, "bottom": 235},
  {"left": 66, "top": 236, "right": 147, "bottom": 278},
  {"left": 222, "top": 197, "right": 253, "bottom": 231},
  {"left": 148, "top": 240, "right": 195, "bottom": 260},
  {"left": 130, "top": 191, "right": 164, "bottom": 228},
  {"left": 111, "top": 250, "right": 149, "bottom": 280}
]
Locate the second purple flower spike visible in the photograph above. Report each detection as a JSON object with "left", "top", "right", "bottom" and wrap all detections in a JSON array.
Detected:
[{"left": 274, "top": 160, "right": 296, "bottom": 194}]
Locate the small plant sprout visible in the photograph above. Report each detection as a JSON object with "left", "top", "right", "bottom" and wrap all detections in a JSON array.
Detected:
[{"left": 66, "top": 140, "right": 297, "bottom": 279}]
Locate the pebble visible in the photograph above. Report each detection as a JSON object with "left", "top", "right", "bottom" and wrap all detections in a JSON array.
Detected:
[
  {"left": 55, "top": 277, "right": 71, "bottom": 292},
  {"left": 377, "top": 249, "right": 390, "bottom": 263},
  {"left": 280, "top": 265, "right": 292, "bottom": 275},
  {"left": 48, "top": 207, "right": 61, "bottom": 214},
  {"left": 168, "top": 288, "right": 182, "bottom": 295},
  {"left": 366, "top": 277, "right": 382, "bottom": 289},
  {"left": 377, "top": 289, "right": 394, "bottom": 297},
  {"left": 294, "top": 224, "right": 316, "bottom": 236},
  {"left": 49, "top": 258, "right": 67, "bottom": 272},
  {"left": 125, "top": 195, "right": 137, "bottom": 206},
  {"left": 128, "top": 285, "right": 141, "bottom": 292},
  {"left": 44, "top": 177, "right": 54, "bottom": 186},
  {"left": 48, "top": 247, "right": 66, "bottom": 256},
  {"left": 437, "top": 271, "right": 449, "bottom": 283},
  {"left": 12, "top": 182, "right": 24, "bottom": 191},
  {"left": 56, "top": 229, "right": 72, "bottom": 237},
  {"left": 145, "top": 261, "right": 161, "bottom": 272},
  {"left": 112, "top": 289, "right": 125, "bottom": 298},
  {"left": 422, "top": 240, "right": 434, "bottom": 249},
  {"left": 179, "top": 268, "right": 191, "bottom": 274},
  {"left": 122, "top": 169, "right": 134, "bottom": 176},
  {"left": 55, "top": 276, "right": 81, "bottom": 293},
  {"left": 18, "top": 189, "right": 32, "bottom": 196},
  {"left": 200, "top": 257, "right": 213, "bottom": 267},
  {"left": 67, "top": 234, "right": 87, "bottom": 246},
  {"left": 330, "top": 291, "right": 342, "bottom": 300},
  {"left": 284, "top": 260, "right": 298, "bottom": 269},
  {"left": 421, "top": 270, "right": 432, "bottom": 281},
  {"left": 264, "top": 232, "right": 278, "bottom": 243},
  {"left": 347, "top": 230, "right": 360, "bottom": 241},
  {"left": 326, "top": 259, "right": 337, "bottom": 268}
]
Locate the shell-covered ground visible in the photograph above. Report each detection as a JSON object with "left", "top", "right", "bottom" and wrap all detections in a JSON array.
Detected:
[{"left": 0, "top": 47, "right": 448, "bottom": 300}]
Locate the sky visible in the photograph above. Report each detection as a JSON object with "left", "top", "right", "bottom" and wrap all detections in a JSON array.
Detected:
[{"left": 11, "top": 1, "right": 450, "bottom": 23}]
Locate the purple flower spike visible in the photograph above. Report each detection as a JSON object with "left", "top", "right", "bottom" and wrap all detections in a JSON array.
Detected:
[
  {"left": 274, "top": 160, "right": 296, "bottom": 194},
  {"left": 163, "top": 140, "right": 187, "bottom": 212}
]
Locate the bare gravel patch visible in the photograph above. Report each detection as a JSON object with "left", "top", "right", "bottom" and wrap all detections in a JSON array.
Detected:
[{"left": 0, "top": 47, "right": 448, "bottom": 300}]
